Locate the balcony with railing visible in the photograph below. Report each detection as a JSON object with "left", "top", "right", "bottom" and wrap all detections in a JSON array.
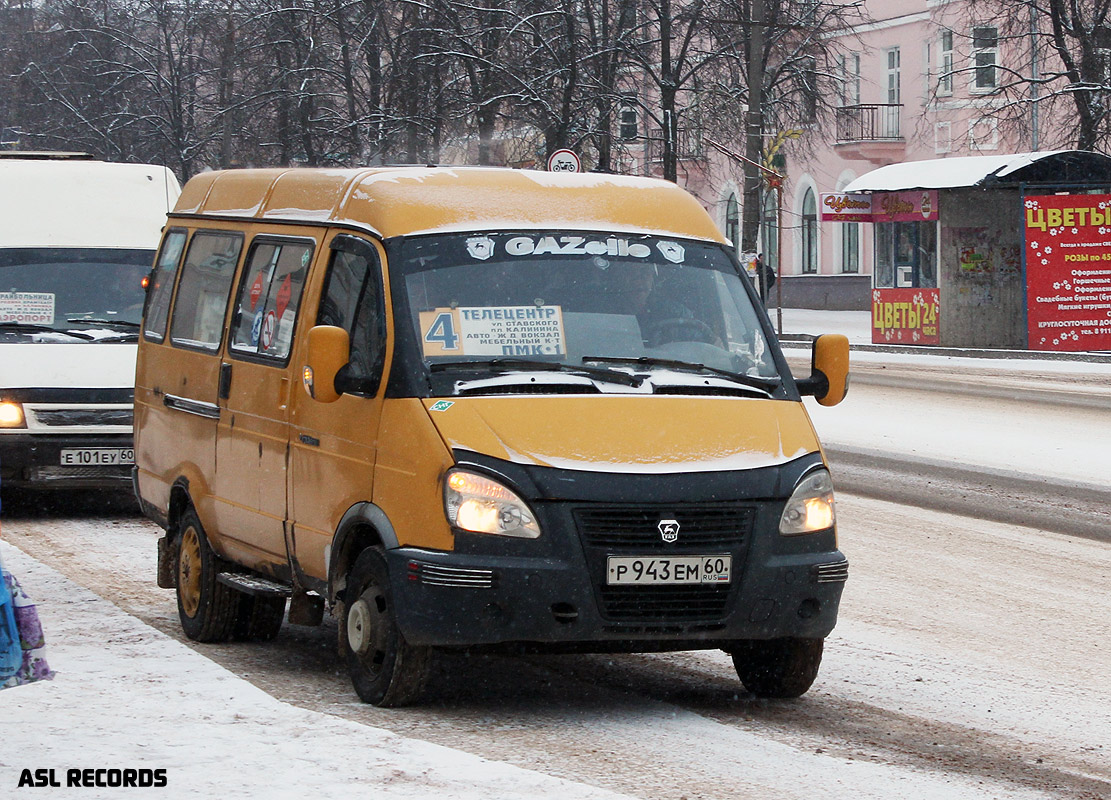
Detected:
[{"left": 834, "top": 104, "right": 906, "bottom": 163}]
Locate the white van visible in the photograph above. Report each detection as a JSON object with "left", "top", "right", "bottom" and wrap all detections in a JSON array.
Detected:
[{"left": 0, "top": 153, "right": 180, "bottom": 491}]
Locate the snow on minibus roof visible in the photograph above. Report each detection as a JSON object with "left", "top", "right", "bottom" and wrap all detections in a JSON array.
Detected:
[
  {"left": 173, "top": 166, "right": 729, "bottom": 243},
  {"left": 0, "top": 159, "right": 181, "bottom": 250}
]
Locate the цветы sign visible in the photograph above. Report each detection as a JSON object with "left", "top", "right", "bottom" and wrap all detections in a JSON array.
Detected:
[{"left": 1024, "top": 194, "right": 1111, "bottom": 352}]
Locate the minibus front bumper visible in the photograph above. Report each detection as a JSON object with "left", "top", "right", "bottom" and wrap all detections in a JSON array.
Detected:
[{"left": 0, "top": 432, "right": 134, "bottom": 489}]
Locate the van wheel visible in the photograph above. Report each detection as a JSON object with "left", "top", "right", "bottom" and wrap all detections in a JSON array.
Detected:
[
  {"left": 234, "top": 595, "right": 286, "bottom": 642},
  {"left": 176, "top": 507, "right": 238, "bottom": 642},
  {"left": 342, "top": 547, "right": 432, "bottom": 707},
  {"left": 730, "top": 638, "right": 824, "bottom": 699}
]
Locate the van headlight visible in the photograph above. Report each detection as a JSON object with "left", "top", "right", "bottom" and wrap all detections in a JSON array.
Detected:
[
  {"left": 779, "top": 468, "right": 836, "bottom": 535},
  {"left": 0, "top": 401, "right": 26, "bottom": 429},
  {"left": 444, "top": 469, "right": 540, "bottom": 538}
]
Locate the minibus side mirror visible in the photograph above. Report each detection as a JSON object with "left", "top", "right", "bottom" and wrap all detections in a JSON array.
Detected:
[
  {"left": 796, "top": 333, "right": 849, "bottom": 407},
  {"left": 303, "top": 325, "right": 350, "bottom": 403}
]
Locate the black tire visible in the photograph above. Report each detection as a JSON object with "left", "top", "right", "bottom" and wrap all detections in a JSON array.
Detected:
[
  {"left": 342, "top": 547, "right": 432, "bottom": 707},
  {"left": 175, "top": 507, "right": 238, "bottom": 643},
  {"left": 234, "top": 595, "right": 286, "bottom": 642},
  {"left": 731, "top": 638, "right": 824, "bottom": 699}
]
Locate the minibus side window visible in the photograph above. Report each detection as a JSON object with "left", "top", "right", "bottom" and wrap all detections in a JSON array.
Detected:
[
  {"left": 143, "top": 228, "right": 187, "bottom": 342},
  {"left": 228, "top": 238, "right": 312, "bottom": 362},
  {"left": 169, "top": 232, "right": 243, "bottom": 352},
  {"left": 317, "top": 240, "right": 385, "bottom": 396}
]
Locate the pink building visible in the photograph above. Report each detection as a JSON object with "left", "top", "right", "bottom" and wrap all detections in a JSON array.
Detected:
[{"left": 730, "top": 0, "right": 1050, "bottom": 311}]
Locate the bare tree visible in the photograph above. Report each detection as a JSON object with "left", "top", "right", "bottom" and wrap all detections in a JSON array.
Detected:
[{"left": 965, "top": 0, "right": 1111, "bottom": 152}]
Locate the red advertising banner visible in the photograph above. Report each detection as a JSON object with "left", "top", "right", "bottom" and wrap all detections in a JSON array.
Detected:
[
  {"left": 820, "top": 193, "right": 873, "bottom": 222},
  {"left": 1025, "top": 194, "right": 1111, "bottom": 352},
  {"left": 871, "top": 191, "right": 938, "bottom": 223},
  {"left": 872, "top": 288, "right": 940, "bottom": 345}
]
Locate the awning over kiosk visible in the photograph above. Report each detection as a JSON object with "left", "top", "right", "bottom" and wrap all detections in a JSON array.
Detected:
[{"left": 844, "top": 150, "right": 1111, "bottom": 193}]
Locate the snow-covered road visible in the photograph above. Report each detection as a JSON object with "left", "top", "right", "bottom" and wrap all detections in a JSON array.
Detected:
[{"left": 3, "top": 315, "right": 1110, "bottom": 799}]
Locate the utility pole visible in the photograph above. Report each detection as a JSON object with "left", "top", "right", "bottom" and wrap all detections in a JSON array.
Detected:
[{"left": 740, "top": 0, "right": 765, "bottom": 257}]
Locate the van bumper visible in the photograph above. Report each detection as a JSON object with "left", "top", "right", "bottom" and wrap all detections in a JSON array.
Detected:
[
  {"left": 387, "top": 544, "right": 847, "bottom": 650},
  {"left": 0, "top": 433, "right": 134, "bottom": 489}
]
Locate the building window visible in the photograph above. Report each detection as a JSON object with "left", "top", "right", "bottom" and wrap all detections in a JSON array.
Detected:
[
  {"left": 938, "top": 29, "right": 954, "bottom": 95},
  {"left": 725, "top": 193, "right": 740, "bottom": 252},
  {"left": 839, "top": 52, "right": 861, "bottom": 106},
  {"left": 619, "top": 106, "right": 639, "bottom": 141},
  {"left": 886, "top": 48, "right": 901, "bottom": 105},
  {"left": 761, "top": 189, "right": 779, "bottom": 274},
  {"left": 798, "top": 57, "right": 818, "bottom": 123},
  {"left": 801, "top": 188, "right": 818, "bottom": 274},
  {"left": 969, "top": 117, "right": 999, "bottom": 150},
  {"left": 840, "top": 223, "right": 859, "bottom": 273},
  {"left": 972, "top": 26, "right": 998, "bottom": 91},
  {"left": 935, "top": 121, "right": 951, "bottom": 154}
]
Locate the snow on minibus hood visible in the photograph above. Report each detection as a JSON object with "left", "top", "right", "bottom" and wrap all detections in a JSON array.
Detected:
[
  {"left": 1, "top": 341, "right": 136, "bottom": 389},
  {"left": 423, "top": 395, "right": 820, "bottom": 474}
]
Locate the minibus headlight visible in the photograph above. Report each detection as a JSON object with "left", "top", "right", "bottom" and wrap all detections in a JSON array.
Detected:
[
  {"left": 0, "top": 401, "right": 26, "bottom": 429},
  {"left": 444, "top": 470, "right": 540, "bottom": 538},
  {"left": 779, "top": 468, "right": 836, "bottom": 535}
]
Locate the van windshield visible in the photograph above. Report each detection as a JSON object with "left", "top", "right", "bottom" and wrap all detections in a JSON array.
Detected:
[
  {"left": 394, "top": 232, "right": 783, "bottom": 394},
  {"left": 0, "top": 248, "right": 153, "bottom": 339}
]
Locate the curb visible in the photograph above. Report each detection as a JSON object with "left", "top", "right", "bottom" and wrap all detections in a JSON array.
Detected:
[{"left": 776, "top": 334, "right": 1111, "bottom": 364}]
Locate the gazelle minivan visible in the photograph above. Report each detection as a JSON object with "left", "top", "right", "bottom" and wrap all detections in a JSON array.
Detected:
[
  {"left": 134, "top": 166, "right": 850, "bottom": 706},
  {"left": 0, "top": 153, "right": 180, "bottom": 492}
]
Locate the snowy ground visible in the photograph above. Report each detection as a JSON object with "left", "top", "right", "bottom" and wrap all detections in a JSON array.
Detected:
[{"left": 0, "top": 541, "right": 633, "bottom": 800}]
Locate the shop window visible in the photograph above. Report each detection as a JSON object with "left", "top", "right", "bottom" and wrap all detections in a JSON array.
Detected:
[
  {"left": 840, "top": 223, "right": 859, "bottom": 274},
  {"left": 874, "top": 221, "right": 937, "bottom": 288},
  {"left": 801, "top": 188, "right": 818, "bottom": 274},
  {"left": 972, "top": 26, "right": 998, "bottom": 91},
  {"left": 875, "top": 223, "right": 894, "bottom": 288}
]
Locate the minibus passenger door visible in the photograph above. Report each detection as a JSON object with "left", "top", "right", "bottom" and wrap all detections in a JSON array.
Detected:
[
  {"left": 288, "top": 233, "right": 389, "bottom": 584},
  {"left": 213, "top": 232, "right": 315, "bottom": 569}
]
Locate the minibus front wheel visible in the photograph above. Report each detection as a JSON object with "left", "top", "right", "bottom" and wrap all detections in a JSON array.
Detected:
[
  {"left": 176, "top": 507, "right": 238, "bottom": 642},
  {"left": 730, "top": 637, "right": 824, "bottom": 699},
  {"left": 342, "top": 547, "right": 432, "bottom": 707}
]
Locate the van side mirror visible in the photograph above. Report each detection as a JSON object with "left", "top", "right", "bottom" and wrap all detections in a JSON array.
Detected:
[
  {"left": 303, "top": 325, "right": 350, "bottom": 403},
  {"left": 796, "top": 334, "right": 849, "bottom": 407}
]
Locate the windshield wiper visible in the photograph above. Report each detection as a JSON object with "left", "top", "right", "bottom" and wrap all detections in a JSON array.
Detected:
[
  {"left": 66, "top": 317, "right": 141, "bottom": 329},
  {"left": 0, "top": 322, "right": 97, "bottom": 341},
  {"left": 581, "top": 355, "right": 780, "bottom": 394},
  {"left": 430, "top": 358, "right": 644, "bottom": 387}
]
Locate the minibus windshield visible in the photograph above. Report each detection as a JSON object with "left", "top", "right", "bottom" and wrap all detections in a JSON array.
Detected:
[
  {"left": 0, "top": 248, "right": 153, "bottom": 336},
  {"left": 395, "top": 232, "right": 782, "bottom": 393}
]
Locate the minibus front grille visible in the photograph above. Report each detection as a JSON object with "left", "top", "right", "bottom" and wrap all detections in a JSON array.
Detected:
[
  {"left": 574, "top": 504, "right": 755, "bottom": 550},
  {"left": 598, "top": 584, "right": 731, "bottom": 621},
  {"left": 31, "top": 408, "right": 133, "bottom": 427}
]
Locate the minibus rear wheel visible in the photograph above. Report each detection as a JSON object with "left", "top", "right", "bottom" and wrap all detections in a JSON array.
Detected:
[
  {"left": 343, "top": 547, "right": 432, "bottom": 707},
  {"left": 176, "top": 507, "right": 238, "bottom": 642},
  {"left": 730, "top": 637, "right": 823, "bottom": 699}
]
